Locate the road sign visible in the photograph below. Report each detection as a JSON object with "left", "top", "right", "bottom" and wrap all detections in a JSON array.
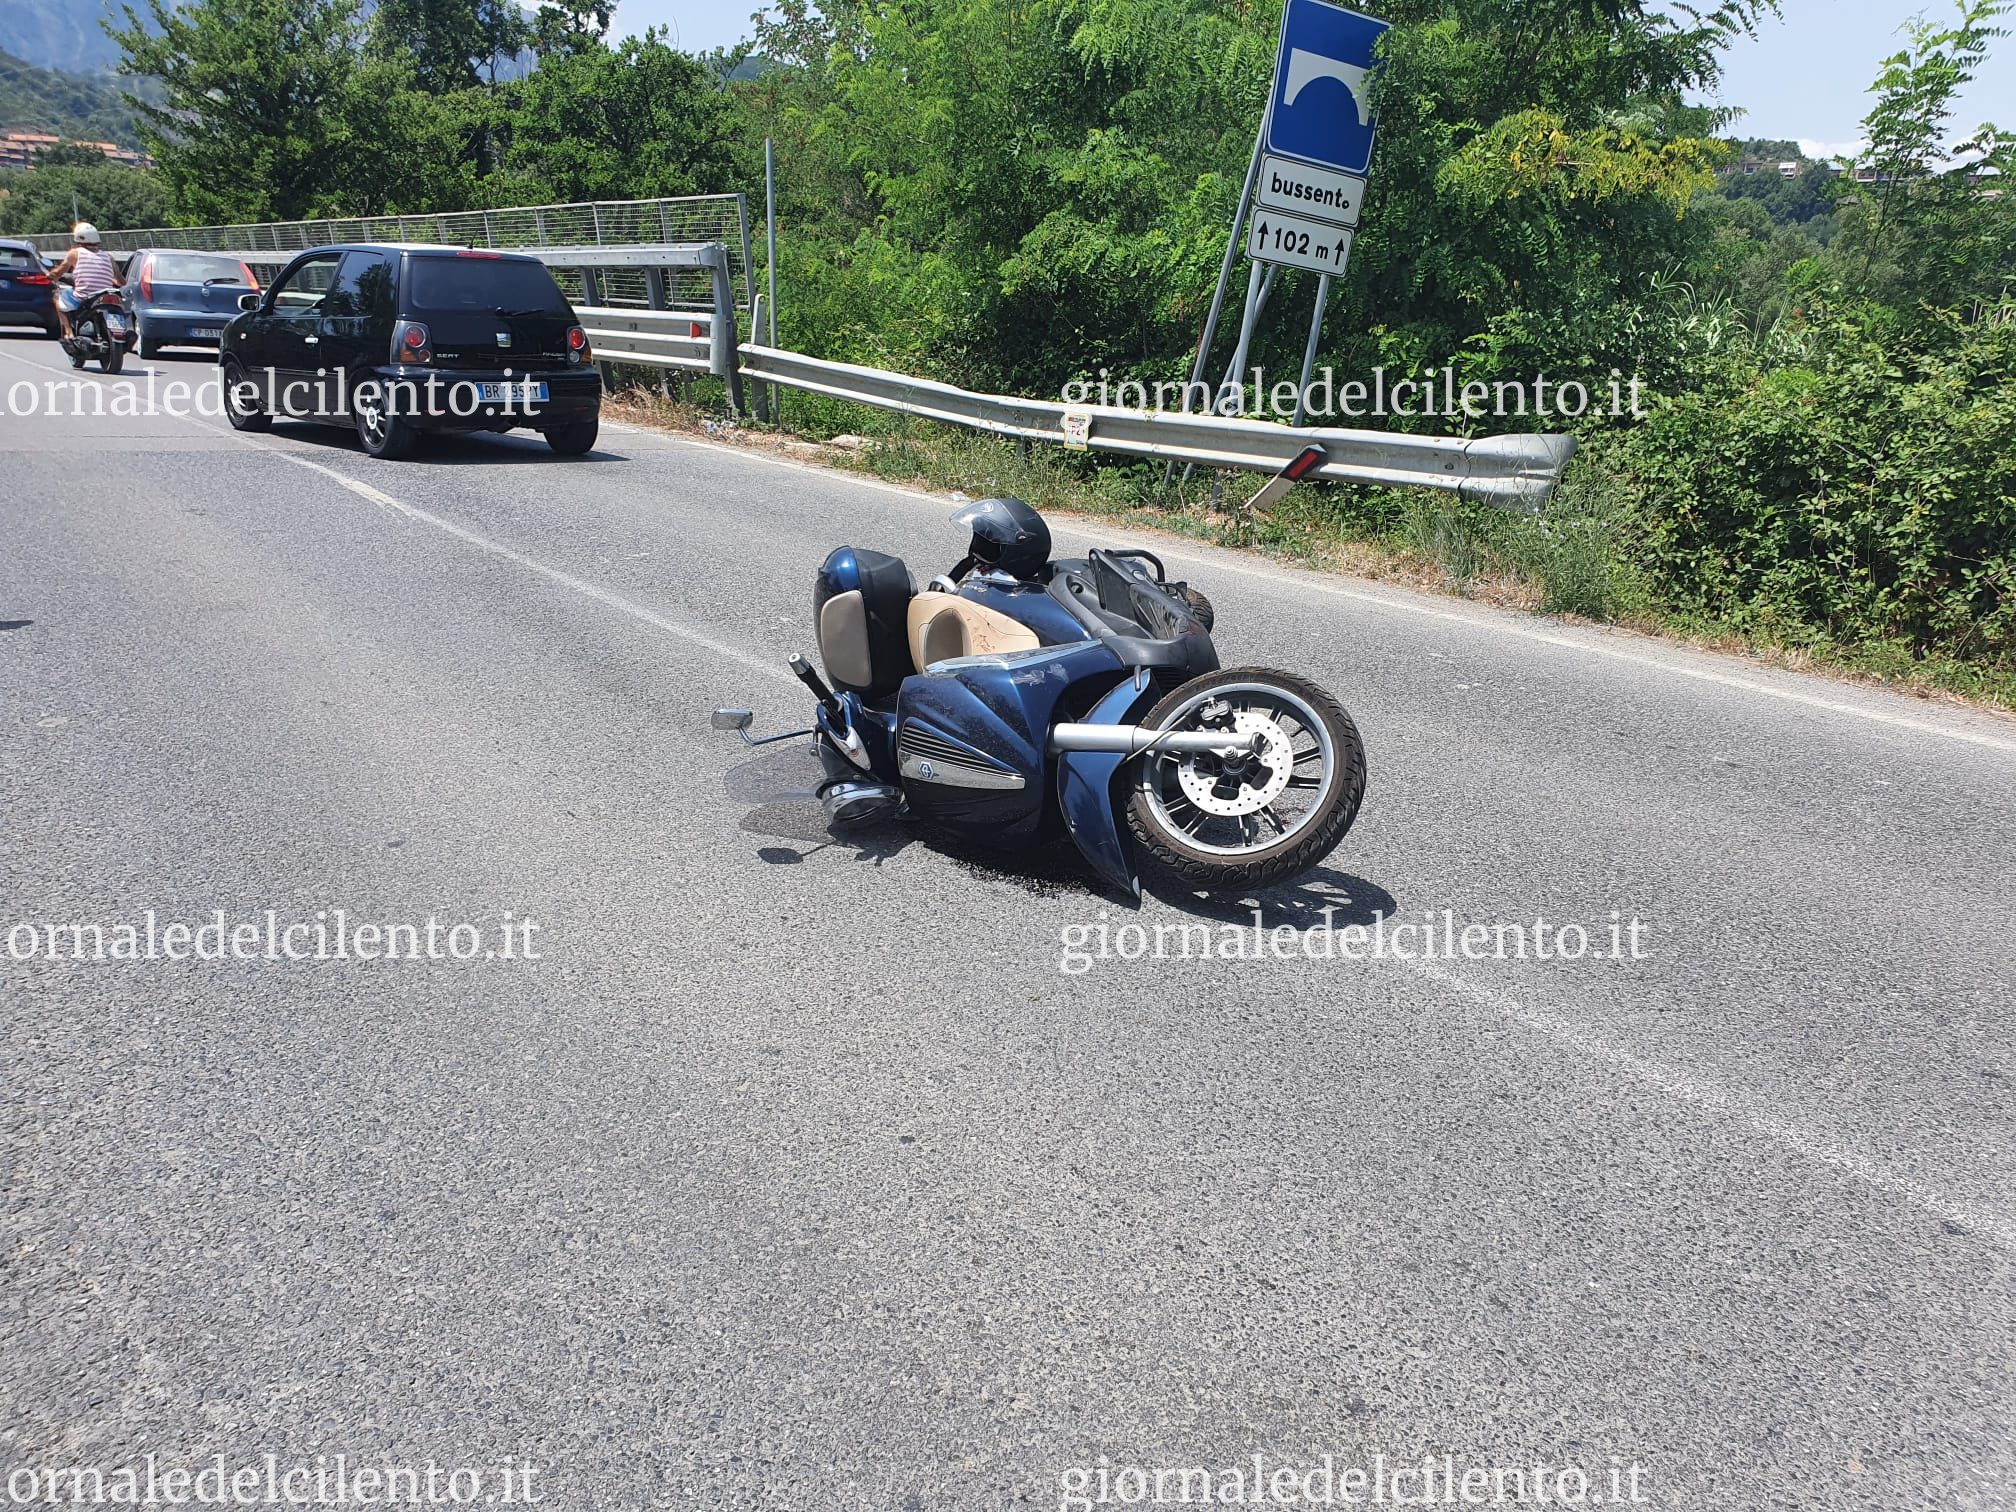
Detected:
[
  {"left": 1256, "top": 155, "right": 1365, "bottom": 228},
  {"left": 1267, "top": 0, "right": 1390, "bottom": 178},
  {"left": 1246, "top": 211, "right": 1354, "bottom": 276}
]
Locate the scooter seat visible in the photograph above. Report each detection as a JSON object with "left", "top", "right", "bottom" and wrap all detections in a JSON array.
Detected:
[{"left": 907, "top": 592, "right": 1042, "bottom": 668}]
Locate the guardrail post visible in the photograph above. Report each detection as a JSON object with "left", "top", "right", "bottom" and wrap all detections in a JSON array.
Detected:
[
  {"left": 644, "top": 266, "right": 675, "bottom": 400},
  {"left": 750, "top": 295, "right": 772, "bottom": 423},
  {"left": 705, "top": 245, "right": 745, "bottom": 417}
]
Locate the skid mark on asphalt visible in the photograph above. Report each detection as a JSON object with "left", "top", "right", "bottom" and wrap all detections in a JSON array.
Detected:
[{"left": 9, "top": 344, "right": 2011, "bottom": 1246}]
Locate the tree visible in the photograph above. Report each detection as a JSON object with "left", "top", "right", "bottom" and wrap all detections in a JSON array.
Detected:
[
  {"left": 109, "top": 0, "right": 374, "bottom": 222},
  {"left": 508, "top": 31, "right": 733, "bottom": 201},
  {"left": 368, "top": 0, "right": 530, "bottom": 90},
  {"left": 0, "top": 162, "right": 170, "bottom": 235},
  {"left": 1837, "top": 0, "right": 2016, "bottom": 311},
  {"left": 721, "top": 0, "right": 1780, "bottom": 395},
  {"left": 530, "top": 0, "right": 620, "bottom": 56}
]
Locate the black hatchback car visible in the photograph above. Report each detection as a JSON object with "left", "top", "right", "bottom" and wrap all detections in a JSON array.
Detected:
[{"left": 220, "top": 243, "right": 601, "bottom": 459}]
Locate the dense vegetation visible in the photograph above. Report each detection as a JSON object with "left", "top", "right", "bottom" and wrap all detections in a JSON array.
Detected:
[
  {"left": 2, "top": 0, "right": 2011, "bottom": 696},
  {"left": 0, "top": 47, "right": 147, "bottom": 144}
]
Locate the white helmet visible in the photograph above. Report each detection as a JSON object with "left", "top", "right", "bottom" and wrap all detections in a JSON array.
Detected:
[{"left": 72, "top": 222, "right": 101, "bottom": 246}]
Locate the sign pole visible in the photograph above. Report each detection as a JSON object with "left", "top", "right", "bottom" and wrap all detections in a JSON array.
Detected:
[
  {"left": 1187, "top": 118, "right": 1267, "bottom": 411},
  {"left": 1164, "top": 120, "right": 1267, "bottom": 488},
  {"left": 1220, "top": 263, "right": 1281, "bottom": 415},
  {"left": 1293, "top": 273, "right": 1330, "bottom": 426},
  {"left": 765, "top": 137, "right": 780, "bottom": 421}
]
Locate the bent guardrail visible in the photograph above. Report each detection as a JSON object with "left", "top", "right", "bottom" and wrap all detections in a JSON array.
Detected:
[{"left": 734, "top": 345, "right": 1575, "bottom": 507}]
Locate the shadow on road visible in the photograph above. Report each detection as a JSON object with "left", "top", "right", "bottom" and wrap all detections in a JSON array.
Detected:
[
  {"left": 721, "top": 741, "right": 1397, "bottom": 913},
  {"left": 256, "top": 420, "right": 620, "bottom": 466}
]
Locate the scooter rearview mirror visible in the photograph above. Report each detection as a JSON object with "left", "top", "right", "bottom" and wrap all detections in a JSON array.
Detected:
[{"left": 711, "top": 708, "right": 755, "bottom": 732}]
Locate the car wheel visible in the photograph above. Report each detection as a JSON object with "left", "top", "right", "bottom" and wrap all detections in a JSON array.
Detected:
[
  {"left": 353, "top": 384, "right": 418, "bottom": 460},
  {"left": 546, "top": 415, "right": 599, "bottom": 456},
  {"left": 222, "top": 360, "right": 272, "bottom": 433},
  {"left": 140, "top": 334, "right": 162, "bottom": 359}
]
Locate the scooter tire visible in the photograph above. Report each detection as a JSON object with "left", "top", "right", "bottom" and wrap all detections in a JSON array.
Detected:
[{"left": 1124, "top": 665, "right": 1366, "bottom": 894}]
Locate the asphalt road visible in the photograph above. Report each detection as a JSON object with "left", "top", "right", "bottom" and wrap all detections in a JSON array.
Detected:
[{"left": 3, "top": 332, "right": 2011, "bottom": 1512}]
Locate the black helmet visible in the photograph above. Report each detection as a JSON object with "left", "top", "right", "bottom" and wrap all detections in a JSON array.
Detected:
[{"left": 951, "top": 497, "right": 1050, "bottom": 580}]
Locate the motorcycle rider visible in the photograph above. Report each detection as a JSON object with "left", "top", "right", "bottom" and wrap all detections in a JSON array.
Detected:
[{"left": 48, "top": 222, "right": 119, "bottom": 343}]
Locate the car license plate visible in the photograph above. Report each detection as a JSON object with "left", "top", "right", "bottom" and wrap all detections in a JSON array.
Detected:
[
  {"left": 479, "top": 381, "right": 547, "bottom": 403},
  {"left": 190, "top": 326, "right": 222, "bottom": 339}
]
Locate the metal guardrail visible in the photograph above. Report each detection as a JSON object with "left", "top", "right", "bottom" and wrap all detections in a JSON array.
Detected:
[
  {"left": 734, "top": 346, "right": 1576, "bottom": 507},
  {"left": 49, "top": 207, "right": 1569, "bottom": 502},
  {"left": 28, "top": 194, "right": 757, "bottom": 312},
  {"left": 169, "top": 240, "right": 744, "bottom": 395}
]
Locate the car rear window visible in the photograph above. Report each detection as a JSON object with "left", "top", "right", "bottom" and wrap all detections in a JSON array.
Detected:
[
  {"left": 151, "top": 253, "right": 252, "bottom": 283},
  {"left": 0, "top": 248, "right": 39, "bottom": 271},
  {"left": 405, "top": 255, "right": 570, "bottom": 316}
]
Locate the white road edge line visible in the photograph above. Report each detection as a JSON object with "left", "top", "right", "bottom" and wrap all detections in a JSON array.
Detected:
[
  {"left": 625, "top": 423, "right": 2016, "bottom": 757},
  {"left": 0, "top": 346, "right": 794, "bottom": 688},
  {"left": 1400, "top": 957, "right": 2016, "bottom": 1250},
  {"left": 7, "top": 346, "right": 2007, "bottom": 1245}
]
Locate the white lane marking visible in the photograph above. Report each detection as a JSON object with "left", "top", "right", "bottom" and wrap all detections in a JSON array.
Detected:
[
  {"left": 0, "top": 345, "right": 794, "bottom": 687},
  {"left": 636, "top": 425, "right": 2016, "bottom": 757},
  {"left": 1402, "top": 956, "right": 2016, "bottom": 1249},
  {"left": 6, "top": 345, "right": 2008, "bottom": 1242}
]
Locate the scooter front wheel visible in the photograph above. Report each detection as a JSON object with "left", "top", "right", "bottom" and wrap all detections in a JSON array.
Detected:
[{"left": 1124, "top": 666, "right": 1365, "bottom": 893}]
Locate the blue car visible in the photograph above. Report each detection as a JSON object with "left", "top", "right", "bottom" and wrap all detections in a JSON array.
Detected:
[
  {"left": 0, "top": 239, "right": 58, "bottom": 337},
  {"left": 124, "top": 248, "right": 260, "bottom": 358}
]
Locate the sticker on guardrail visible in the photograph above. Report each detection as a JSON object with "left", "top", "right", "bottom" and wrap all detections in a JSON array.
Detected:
[{"left": 1061, "top": 410, "right": 1092, "bottom": 450}]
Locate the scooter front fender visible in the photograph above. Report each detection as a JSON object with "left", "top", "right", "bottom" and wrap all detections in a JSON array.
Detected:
[{"left": 1055, "top": 669, "right": 1157, "bottom": 898}]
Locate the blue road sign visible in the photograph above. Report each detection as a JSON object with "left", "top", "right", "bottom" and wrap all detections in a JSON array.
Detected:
[{"left": 1266, "top": 0, "right": 1390, "bottom": 178}]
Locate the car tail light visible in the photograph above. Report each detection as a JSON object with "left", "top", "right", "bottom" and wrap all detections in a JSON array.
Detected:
[
  {"left": 567, "top": 324, "right": 591, "bottom": 362},
  {"left": 139, "top": 256, "right": 153, "bottom": 301},
  {"left": 393, "top": 320, "right": 432, "bottom": 364},
  {"left": 19, "top": 273, "right": 50, "bottom": 286},
  {"left": 238, "top": 261, "right": 259, "bottom": 292},
  {"left": 455, "top": 249, "right": 501, "bottom": 259}
]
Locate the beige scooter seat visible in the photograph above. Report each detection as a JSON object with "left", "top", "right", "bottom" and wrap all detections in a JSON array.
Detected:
[{"left": 907, "top": 592, "right": 1042, "bottom": 669}]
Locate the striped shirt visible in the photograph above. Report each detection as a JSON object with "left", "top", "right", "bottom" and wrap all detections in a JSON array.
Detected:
[{"left": 72, "top": 248, "right": 119, "bottom": 298}]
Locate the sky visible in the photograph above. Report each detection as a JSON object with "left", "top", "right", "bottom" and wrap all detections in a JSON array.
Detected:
[{"left": 613, "top": 0, "right": 2014, "bottom": 155}]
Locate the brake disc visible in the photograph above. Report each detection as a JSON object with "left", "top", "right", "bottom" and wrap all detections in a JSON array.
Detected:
[{"left": 1176, "top": 709, "right": 1293, "bottom": 817}]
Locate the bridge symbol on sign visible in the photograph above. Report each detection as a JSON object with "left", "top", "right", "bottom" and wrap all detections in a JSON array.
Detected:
[
  {"left": 1267, "top": 0, "right": 1390, "bottom": 177},
  {"left": 1284, "top": 51, "right": 1374, "bottom": 128}
]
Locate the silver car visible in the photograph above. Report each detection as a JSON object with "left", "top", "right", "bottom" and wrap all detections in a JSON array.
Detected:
[{"left": 124, "top": 249, "right": 261, "bottom": 358}]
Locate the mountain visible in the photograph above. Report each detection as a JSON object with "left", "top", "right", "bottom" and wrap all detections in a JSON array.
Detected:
[
  {"left": 0, "top": 1, "right": 542, "bottom": 79},
  {"left": 0, "top": 1, "right": 134, "bottom": 76},
  {"left": 0, "top": 49, "right": 147, "bottom": 144}
]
